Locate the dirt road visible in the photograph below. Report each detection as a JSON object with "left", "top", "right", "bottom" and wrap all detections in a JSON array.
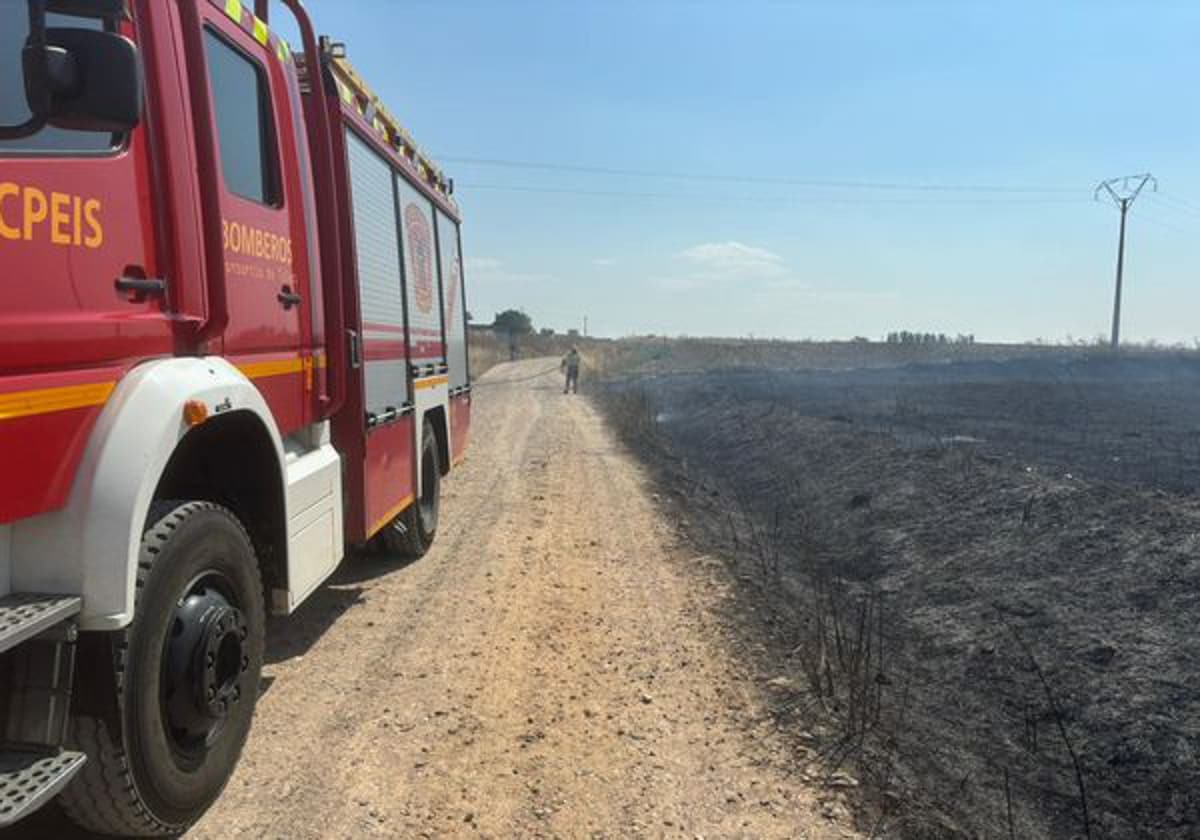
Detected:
[{"left": 15, "top": 359, "right": 854, "bottom": 839}]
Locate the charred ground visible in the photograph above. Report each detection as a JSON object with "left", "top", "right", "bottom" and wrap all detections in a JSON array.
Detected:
[{"left": 598, "top": 351, "right": 1200, "bottom": 839}]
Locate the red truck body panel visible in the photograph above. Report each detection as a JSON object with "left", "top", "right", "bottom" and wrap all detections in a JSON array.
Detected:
[
  {"left": 451, "top": 392, "right": 471, "bottom": 465},
  {"left": 0, "top": 0, "right": 470, "bottom": 534},
  {"left": 0, "top": 0, "right": 471, "bottom": 830},
  {"left": 0, "top": 10, "right": 167, "bottom": 524},
  {"left": 362, "top": 415, "right": 417, "bottom": 537}
]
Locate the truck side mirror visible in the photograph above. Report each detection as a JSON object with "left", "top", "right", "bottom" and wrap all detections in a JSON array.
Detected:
[
  {"left": 38, "top": 25, "right": 143, "bottom": 132},
  {"left": 0, "top": 0, "right": 142, "bottom": 140}
]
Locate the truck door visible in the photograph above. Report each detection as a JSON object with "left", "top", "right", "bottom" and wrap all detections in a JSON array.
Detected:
[
  {"left": 195, "top": 4, "right": 314, "bottom": 435},
  {"left": 0, "top": 5, "right": 169, "bottom": 523},
  {"left": 343, "top": 128, "right": 415, "bottom": 540}
]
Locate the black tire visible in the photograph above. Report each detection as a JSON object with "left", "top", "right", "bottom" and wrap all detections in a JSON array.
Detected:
[
  {"left": 377, "top": 419, "right": 441, "bottom": 558},
  {"left": 60, "top": 501, "right": 265, "bottom": 837}
]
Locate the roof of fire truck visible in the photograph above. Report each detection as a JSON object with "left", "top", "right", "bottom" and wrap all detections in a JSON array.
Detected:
[{"left": 324, "top": 54, "right": 456, "bottom": 208}]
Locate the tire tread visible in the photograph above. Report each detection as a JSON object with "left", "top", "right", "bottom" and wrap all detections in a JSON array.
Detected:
[{"left": 59, "top": 500, "right": 260, "bottom": 837}]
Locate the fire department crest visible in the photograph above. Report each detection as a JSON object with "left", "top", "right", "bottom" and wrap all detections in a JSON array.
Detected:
[{"left": 405, "top": 203, "right": 434, "bottom": 312}]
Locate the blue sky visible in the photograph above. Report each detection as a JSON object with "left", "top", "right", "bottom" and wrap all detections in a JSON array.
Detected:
[{"left": 282, "top": 1, "right": 1199, "bottom": 342}]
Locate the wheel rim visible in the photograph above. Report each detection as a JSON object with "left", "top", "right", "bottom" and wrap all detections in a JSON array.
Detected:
[{"left": 160, "top": 572, "right": 250, "bottom": 764}]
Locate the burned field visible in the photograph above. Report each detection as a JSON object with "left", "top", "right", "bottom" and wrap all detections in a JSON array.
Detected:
[{"left": 601, "top": 353, "right": 1200, "bottom": 839}]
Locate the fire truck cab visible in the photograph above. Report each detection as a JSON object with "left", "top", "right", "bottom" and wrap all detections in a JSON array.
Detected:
[{"left": 0, "top": 0, "right": 470, "bottom": 833}]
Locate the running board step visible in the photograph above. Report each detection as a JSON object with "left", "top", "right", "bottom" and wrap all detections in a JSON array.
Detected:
[
  {"left": 0, "top": 595, "right": 82, "bottom": 655},
  {"left": 0, "top": 748, "right": 87, "bottom": 827}
]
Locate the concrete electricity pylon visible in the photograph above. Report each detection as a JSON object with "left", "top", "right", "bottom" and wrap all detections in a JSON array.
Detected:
[{"left": 1095, "top": 173, "right": 1156, "bottom": 350}]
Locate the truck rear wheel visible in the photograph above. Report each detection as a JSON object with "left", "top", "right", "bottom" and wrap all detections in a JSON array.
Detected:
[
  {"left": 60, "top": 501, "right": 265, "bottom": 837},
  {"left": 378, "top": 419, "right": 441, "bottom": 558}
]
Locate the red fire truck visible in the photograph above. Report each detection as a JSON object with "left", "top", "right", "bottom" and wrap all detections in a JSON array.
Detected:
[{"left": 0, "top": 0, "right": 471, "bottom": 833}]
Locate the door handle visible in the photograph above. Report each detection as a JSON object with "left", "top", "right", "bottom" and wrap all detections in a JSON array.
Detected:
[
  {"left": 116, "top": 276, "right": 166, "bottom": 295},
  {"left": 115, "top": 265, "right": 166, "bottom": 303},
  {"left": 277, "top": 285, "right": 302, "bottom": 310}
]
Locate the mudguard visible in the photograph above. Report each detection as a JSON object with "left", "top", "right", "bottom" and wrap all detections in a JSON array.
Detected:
[{"left": 9, "top": 357, "right": 285, "bottom": 631}]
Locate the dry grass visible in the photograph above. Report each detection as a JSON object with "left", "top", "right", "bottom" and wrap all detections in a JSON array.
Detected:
[{"left": 468, "top": 331, "right": 640, "bottom": 382}]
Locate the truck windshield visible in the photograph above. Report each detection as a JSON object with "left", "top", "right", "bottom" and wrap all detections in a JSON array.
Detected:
[{"left": 0, "top": 2, "right": 117, "bottom": 154}]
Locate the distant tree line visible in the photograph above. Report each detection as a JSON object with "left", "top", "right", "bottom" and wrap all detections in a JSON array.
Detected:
[
  {"left": 490, "top": 309, "right": 581, "bottom": 340},
  {"left": 492, "top": 309, "right": 534, "bottom": 336},
  {"left": 885, "top": 331, "right": 975, "bottom": 346}
]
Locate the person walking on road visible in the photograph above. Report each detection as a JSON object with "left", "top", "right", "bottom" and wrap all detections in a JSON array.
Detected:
[{"left": 561, "top": 347, "right": 581, "bottom": 394}]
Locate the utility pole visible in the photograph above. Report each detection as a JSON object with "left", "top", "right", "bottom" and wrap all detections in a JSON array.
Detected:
[
  {"left": 583, "top": 316, "right": 588, "bottom": 337},
  {"left": 1095, "top": 173, "right": 1156, "bottom": 350}
]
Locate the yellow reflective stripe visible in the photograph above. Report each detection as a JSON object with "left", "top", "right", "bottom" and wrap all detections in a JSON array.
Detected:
[
  {"left": 276, "top": 37, "right": 291, "bottom": 62},
  {"left": 237, "top": 358, "right": 305, "bottom": 380},
  {"left": 223, "top": 0, "right": 242, "bottom": 23},
  {"left": 414, "top": 375, "right": 448, "bottom": 391},
  {"left": 302, "top": 355, "right": 314, "bottom": 392},
  {"left": 0, "top": 381, "right": 115, "bottom": 422},
  {"left": 368, "top": 494, "right": 414, "bottom": 538},
  {"left": 336, "top": 80, "right": 353, "bottom": 104},
  {"left": 252, "top": 16, "right": 269, "bottom": 46}
]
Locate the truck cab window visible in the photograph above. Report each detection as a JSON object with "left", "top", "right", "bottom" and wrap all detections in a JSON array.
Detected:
[
  {"left": 0, "top": 6, "right": 116, "bottom": 154},
  {"left": 203, "top": 28, "right": 280, "bottom": 205}
]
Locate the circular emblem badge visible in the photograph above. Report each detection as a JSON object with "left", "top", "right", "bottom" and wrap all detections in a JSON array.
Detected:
[{"left": 405, "top": 203, "right": 434, "bottom": 313}]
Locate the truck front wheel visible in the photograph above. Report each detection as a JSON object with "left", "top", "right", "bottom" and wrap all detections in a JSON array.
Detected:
[{"left": 60, "top": 501, "right": 265, "bottom": 837}]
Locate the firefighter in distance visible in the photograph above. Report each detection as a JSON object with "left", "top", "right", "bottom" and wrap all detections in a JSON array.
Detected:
[{"left": 561, "top": 347, "right": 581, "bottom": 394}]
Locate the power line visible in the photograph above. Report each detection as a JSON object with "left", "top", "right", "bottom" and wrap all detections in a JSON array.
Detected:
[
  {"left": 458, "top": 181, "right": 1089, "bottom": 205},
  {"left": 1133, "top": 209, "right": 1193, "bottom": 236},
  {"left": 443, "top": 155, "right": 1081, "bottom": 195},
  {"left": 1157, "top": 190, "right": 1200, "bottom": 215},
  {"left": 1147, "top": 192, "right": 1200, "bottom": 219}
]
